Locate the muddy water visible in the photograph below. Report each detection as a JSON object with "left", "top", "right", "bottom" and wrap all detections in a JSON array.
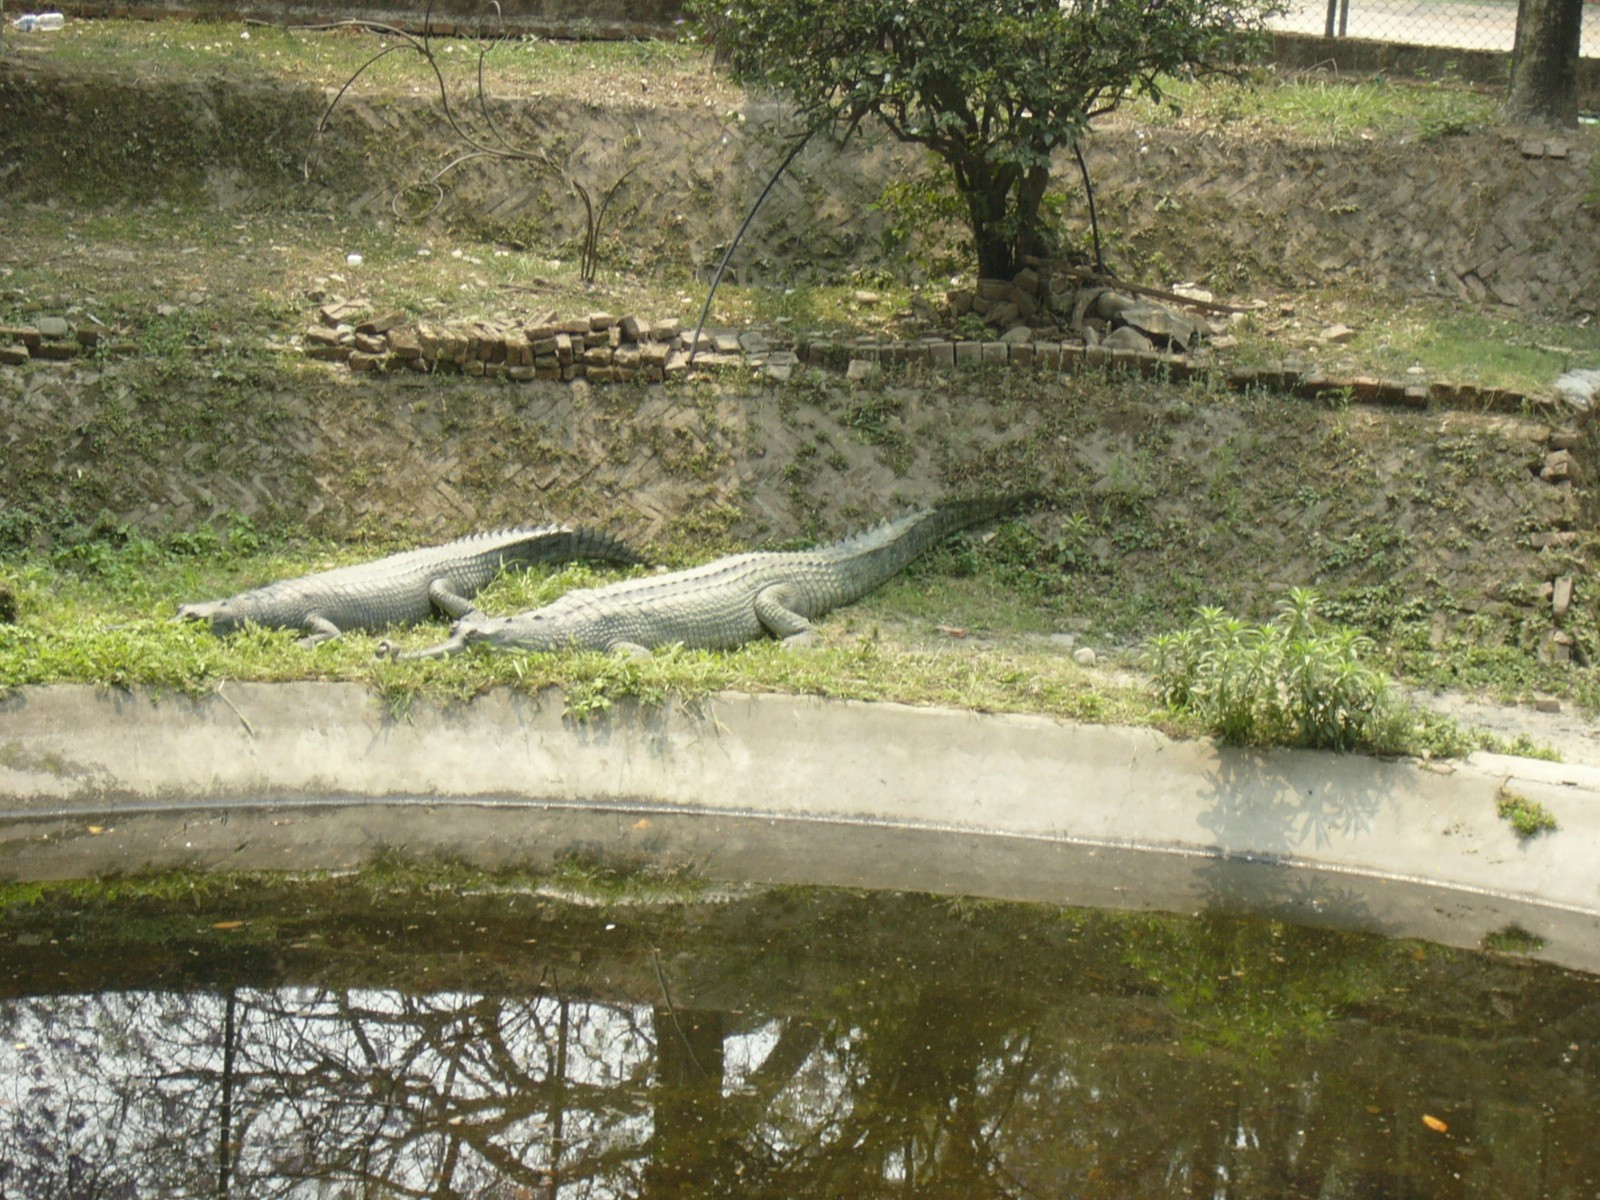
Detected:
[{"left": 2, "top": 882, "right": 1597, "bottom": 1199}]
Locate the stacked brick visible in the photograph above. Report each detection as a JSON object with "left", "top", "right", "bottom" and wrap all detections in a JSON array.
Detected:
[
  {"left": 306, "top": 305, "right": 720, "bottom": 384},
  {"left": 0, "top": 318, "right": 123, "bottom": 364}
]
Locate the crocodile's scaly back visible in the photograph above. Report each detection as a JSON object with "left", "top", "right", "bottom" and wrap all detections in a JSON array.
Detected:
[
  {"left": 180, "top": 524, "right": 643, "bottom": 643},
  {"left": 406, "top": 496, "right": 1033, "bottom": 658}
]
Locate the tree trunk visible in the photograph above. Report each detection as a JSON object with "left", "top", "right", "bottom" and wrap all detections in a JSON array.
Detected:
[{"left": 1506, "top": 0, "right": 1583, "bottom": 127}]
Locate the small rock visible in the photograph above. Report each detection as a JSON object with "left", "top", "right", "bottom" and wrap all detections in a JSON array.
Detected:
[
  {"left": 1541, "top": 450, "right": 1573, "bottom": 482},
  {"left": 1101, "top": 325, "right": 1154, "bottom": 353},
  {"left": 1320, "top": 323, "right": 1356, "bottom": 344},
  {"left": 845, "top": 358, "right": 881, "bottom": 383},
  {"left": 1553, "top": 575, "right": 1574, "bottom": 622},
  {"left": 1072, "top": 646, "right": 1097, "bottom": 667},
  {"left": 852, "top": 290, "right": 881, "bottom": 307},
  {"left": 1552, "top": 368, "right": 1600, "bottom": 411},
  {"left": 356, "top": 310, "right": 407, "bottom": 336},
  {"left": 36, "top": 316, "right": 70, "bottom": 338},
  {"left": 1000, "top": 325, "right": 1033, "bottom": 345},
  {"left": 1533, "top": 697, "right": 1562, "bottom": 714}
]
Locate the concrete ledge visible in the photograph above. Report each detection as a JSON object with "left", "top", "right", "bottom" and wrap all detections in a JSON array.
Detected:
[{"left": 2, "top": 684, "right": 1597, "bottom": 966}]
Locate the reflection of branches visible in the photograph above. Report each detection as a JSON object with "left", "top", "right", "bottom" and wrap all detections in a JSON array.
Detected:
[{"left": 306, "top": 2, "right": 634, "bottom": 282}]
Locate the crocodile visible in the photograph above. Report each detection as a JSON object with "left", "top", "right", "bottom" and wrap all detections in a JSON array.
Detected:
[
  {"left": 394, "top": 496, "right": 1033, "bottom": 660},
  {"left": 179, "top": 524, "right": 645, "bottom": 646}
]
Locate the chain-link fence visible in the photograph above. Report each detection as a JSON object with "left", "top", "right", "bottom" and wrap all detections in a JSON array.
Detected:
[{"left": 1272, "top": 0, "right": 1598, "bottom": 56}]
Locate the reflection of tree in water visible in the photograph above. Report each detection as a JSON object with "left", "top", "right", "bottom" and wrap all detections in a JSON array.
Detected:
[{"left": 2, "top": 890, "right": 1597, "bottom": 1199}]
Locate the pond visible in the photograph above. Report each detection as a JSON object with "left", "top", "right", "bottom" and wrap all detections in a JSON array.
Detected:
[{"left": 2, "top": 868, "right": 1597, "bottom": 1199}]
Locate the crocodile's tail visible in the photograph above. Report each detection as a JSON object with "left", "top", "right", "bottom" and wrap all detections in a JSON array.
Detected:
[
  {"left": 501, "top": 524, "right": 649, "bottom": 570},
  {"left": 825, "top": 493, "right": 1042, "bottom": 598}
]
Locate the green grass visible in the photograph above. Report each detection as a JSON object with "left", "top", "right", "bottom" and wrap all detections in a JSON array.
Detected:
[
  {"left": 26, "top": 19, "right": 730, "bottom": 101},
  {"left": 1135, "top": 70, "right": 1501, "bottom": 144}
]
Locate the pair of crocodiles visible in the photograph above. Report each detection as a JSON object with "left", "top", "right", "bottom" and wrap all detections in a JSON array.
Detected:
[{"left": 178, "top": 497, "right": 1031, "bottom": 659}]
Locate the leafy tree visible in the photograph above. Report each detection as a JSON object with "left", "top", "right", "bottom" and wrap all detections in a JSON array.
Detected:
[{"left": 694, "top": 0, "right": 1283, "bottom": 280}]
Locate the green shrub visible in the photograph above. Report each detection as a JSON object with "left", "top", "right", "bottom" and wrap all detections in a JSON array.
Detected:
[{"left": 1148, "top": 587, "right": 1419, "bottom": 753}]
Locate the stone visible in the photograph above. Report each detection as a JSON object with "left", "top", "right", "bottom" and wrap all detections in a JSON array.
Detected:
[
  {"left": 985, "top": 301, "right": 1019, "bottom": 328},
  {"left": 587, "top": 311, "right": 616, "bottom": 331},
  {"left": 318, "top": 301, "right": 364, "bottom": 326},
  {"left": 1320, "top": 323, "right": 1356, "bottom": 344},
  {"left": 0, "top": 344, "right": 31, "bottom": 365},
  {"left": 1552, "top": 369, "right": 1600, "bottom": 411},
  {"left": 1116, "top": 301, "right": 1196, "bottom": 351},
  {"left": 356, "top": 310, "right": 407, "bottom": 335},
  {"left": 1012, "top": 267, "right": 1040, "bottom": 296},
  {"left": 975, "top": 278, "right": 1014, "bottom": 302},
  {"left": 853, "top": 290, "right": 881, "bottom": 306},
  {"left": 1092, "top": 292, "right": 1136, "bottom": 321},
  {"left": 583, "top": 346, "right": 614, "bottom": 367},
  {"left": 1072, "top": 646, "right": 1097, "bottom": 667},
  {"left": 954, "top": 341, "right": 982, "bottom": 366},
  {"left": 1553, "top": 575, "right": 1574, "bottom": 622},
  {"left": 347, "top": 351, "right": 384, "bottom": 372},
  {"left": 387, "top": 330, "right": 423, "bottom": 360},
  {"left": 555, "top": 334, "right": 574, "bottom": 365},
  {"left": 1533, "top": 697, "right": 1563, "bottom": 714},
  {"left": 1101, "top": 325, "right": 1154, "bottom": 353},
  {"left": 31, "top": 341, "right": 79, "bottom": 360},
  {"left": 507, "top": 365, "right": 537, "bottom": 382},
  {"left": 713, "top": 333, "right": 742, "bottom": 355},
  {"left": 305, "top": 325, "right": 344, "bottom": 347},
  {"left": 353, "top": 333, "right": 387, "bottom": 355},
  {"left": 981, "top": 342, "right": 1008, "bottom": 365},
  {"left": 1549, "top": 427, "right": 1582, "bottom": 450},
  {"left": 926, "top": 341, "right": 955, "bottom": 368},
  {"left": 620, "top": 315, "right": 648, "bottom": 342},
  {"left": 36, "top": 316, "right": 70, "bottom": 338},
  {"left": 1541, "top": 450, "right": 1572, "bottom": 482},
  {"left": 0, "top": 325, "right": 41, "bottom": 349},
  {"left": 947, "top": 290, "right": 973, "bottom": 317},
  {"left": 652, "top": 318, "right": 684, "bottom": 341},
  {"left": 845, "top": 358, "right": 881, "bottom": 383},
  {"left": 738, "top": 331, "right": 770, "bottom": 354},
  {"left": 1529, "top": 530, "right": 1578, "bottom": 549}
]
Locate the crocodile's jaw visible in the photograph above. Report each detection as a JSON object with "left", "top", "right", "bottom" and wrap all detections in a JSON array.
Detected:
[
  {"left": 396, "top": 612, "right": 560, "bottom": 660},
  {"left": 177, "top": 600, "right": 245, "bottom": 635}
]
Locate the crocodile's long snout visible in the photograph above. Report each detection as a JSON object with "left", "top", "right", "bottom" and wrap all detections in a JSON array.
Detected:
[{"left": 380, "top": 631, "right": 470, "bottom": 661}]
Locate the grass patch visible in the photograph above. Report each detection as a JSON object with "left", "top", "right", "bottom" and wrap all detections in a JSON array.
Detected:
[
  {"left": 1496, "top": 786, "right": 1559, "bottom": 840},
  {"left": 1135, "top": 70, "right": 1500, "bottom": 144}
]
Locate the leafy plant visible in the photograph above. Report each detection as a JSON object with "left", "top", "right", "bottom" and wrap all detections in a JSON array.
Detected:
[
  {"left": 1148, "top": 587, "right": 1428, "bottom": 753},
  {"left": 1496, "top": 786, "right": 1558, "bottom": 840}
]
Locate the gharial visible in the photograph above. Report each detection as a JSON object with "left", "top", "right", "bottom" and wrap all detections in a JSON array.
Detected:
[
  {"left": 179, "top": 524, "right": 645, "bottom": 646},
  {"left": 388, "top": 496, "right": 1035, "bottom": 660}
]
